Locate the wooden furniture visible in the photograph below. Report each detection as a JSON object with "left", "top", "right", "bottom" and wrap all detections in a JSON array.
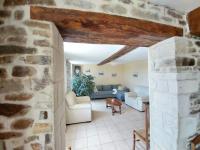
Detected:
[
  {"left": 106, "top": 98, "right": 122, "bottom": 115},
  {"left": 133, "top": 101, "right": 149, "bottom": 150},
  {"left": 191, "top": 134, "right": 200, "bottom": 150}
]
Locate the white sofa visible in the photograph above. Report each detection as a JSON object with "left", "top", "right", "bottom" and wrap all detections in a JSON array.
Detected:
[
  {"left": 65, "top": 91, "right": 92, "bottom": 124},
  {"left": 125, "top": 86, "right": 149, "bottom": 111}
]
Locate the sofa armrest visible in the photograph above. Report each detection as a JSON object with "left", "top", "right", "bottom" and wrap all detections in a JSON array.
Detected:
[
  {"left": 125, "top": 92, "right": 137, "bottom": 97},
  {"left": 76, "top": 96, "right": 91, "bottom": 103}
]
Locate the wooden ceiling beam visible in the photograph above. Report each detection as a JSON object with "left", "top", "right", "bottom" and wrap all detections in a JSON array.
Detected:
[
  {"left": 31, "top": 6, "right": 183, "bottom": 45},
  {"left": 30, "top": 6, "right": 183, "bottom": 65},
  {"left": 98, "top": 45, "right": 137, "bottom": 65},
  {"left": 188, "top": 7, "right": 200, "bottom": 36}
]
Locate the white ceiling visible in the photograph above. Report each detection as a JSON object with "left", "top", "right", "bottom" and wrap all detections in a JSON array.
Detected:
[
  {"left": 149, "top": 0, "right": 200, "bottom": 13},
  {"left": 113, "top": 47, "right": 148, "bottom": 64},
  {"left": 64, "top": 42, "right": 124, "bottom": 64},
  {"left": 64, "top": 42, "right": 148, "bottom": 64}
]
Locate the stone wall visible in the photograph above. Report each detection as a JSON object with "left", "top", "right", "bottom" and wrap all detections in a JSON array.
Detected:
[
  {"left": 65, "top": 59, "right": 71, "bottom": 92},
  {"left": 0, "top": 0, "right": 197, "bottom": 150},
  {"left": 149, "top": 37, "right": 200, "bottom": 150},
  {"left": 0, "top": 6, "right": 65, "bottom": 150},
  {"left": 52, "top": 24, "right": 66, "bottom": 150}
]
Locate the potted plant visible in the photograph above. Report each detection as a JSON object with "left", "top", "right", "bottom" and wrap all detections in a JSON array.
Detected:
[{"left": 72, "top": 73, "right": 95, "bottom": 96}]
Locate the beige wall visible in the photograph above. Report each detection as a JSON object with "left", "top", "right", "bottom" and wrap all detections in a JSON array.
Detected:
[
  {"left": 81, "top": 64, "right": 124, "bottom": 85},
  {"left": 81, "top": 60, "right": 148, "bottom": 91},
  {"left": 122, "top": 60, "right": 148, "bottom": 92}
]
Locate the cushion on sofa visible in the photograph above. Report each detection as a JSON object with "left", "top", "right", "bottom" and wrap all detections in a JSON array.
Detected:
[
  {"left": 102, "top": 85, "right": 112, "bottom": 91},
  {"left": 96, "top": 85, "right": 103, "bottom": 91},
  {"left": 118, "top": 85, "right": 123, "bottom": 90},
  {"left": 112, "top": 84, "right": 119, "bottom": 89},
  {"left": 94, "top": 86, "right": 98, "bottom": 92},
  {"left": 66, "top": 91, "right": 76, "bottom": 106},
  {"left": 127, "top": 92, "right": 137, "bottom": 97}
]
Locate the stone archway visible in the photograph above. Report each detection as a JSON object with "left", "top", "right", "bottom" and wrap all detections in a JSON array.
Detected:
[{"left": 0, "top": 1, "right": 199, "bottom": 150}]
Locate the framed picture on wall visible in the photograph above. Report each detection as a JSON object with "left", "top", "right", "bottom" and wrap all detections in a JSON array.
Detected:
[
  {"left": 98, "top": 72, "right": 104, "bottom": 76},
  {"left": 74, "top": 65, "right": 81, "bottom": 75},
  {"left": 112, "top": 73, "right": 117, "bottom": 77},
  {"left": 85, "top": 69, "right": 90, "bottom": 73},
  {"left": 132, "top": 72, "right": 138, "bottom": 77}
]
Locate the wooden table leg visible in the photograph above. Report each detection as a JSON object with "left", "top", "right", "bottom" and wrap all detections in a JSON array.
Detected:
[
  {"left": 112, "top": 105, "right": 115, "bottom": 115},
  {"left": 119, "top": 106, "right": 121, "bottom": 114}
]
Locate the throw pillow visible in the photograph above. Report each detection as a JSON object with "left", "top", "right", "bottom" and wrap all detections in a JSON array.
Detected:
[
  {"left": 118, "top": 85, "right": 123, "bottom": 90},
  {"left": 94, "top": 86, "right": 98, "bottom": 92},
  {"left": 112, "top": 89, "right": 117, "bottom": 94}
]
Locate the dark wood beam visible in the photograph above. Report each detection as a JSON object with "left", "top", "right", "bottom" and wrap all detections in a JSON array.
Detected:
[
  {"left": 30, "top": 6, "right": 183, "bottom": 64},
  {"left": 31, "top": 6, "right": 183, "bottom": 45},
  {"left": 188, "top": 7, "right": 200, "bottom": 36},
  {"left": 98, "top": 45, "right": 136, "bottom": 65}
]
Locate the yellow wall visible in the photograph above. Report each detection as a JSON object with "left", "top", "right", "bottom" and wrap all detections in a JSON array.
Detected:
[
  {"left": 81, "top": 60, "right": 148, "bottom": 91},
  {"left": 122, "top": 60, "right": 148, "bottom": 92},
  {"left": 81, "top": 64, "right": 124, "bottom": 85}
]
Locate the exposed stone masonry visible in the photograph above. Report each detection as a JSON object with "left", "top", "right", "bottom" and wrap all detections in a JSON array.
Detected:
[
  {"left": 0, "top": 0, "right": 192, "bottom": 149},
  {"left": 14, "top": 10, "right": 24, "bottom": 20},
  {"left": 149, "top": 37, "right": 200, "bottom": 150},
  {"left": 0, "top": 68, "right": 7, "bottom": 78},
  {"left": 0, "top": 6, "right": 56, "bottom": 150},
  {"left": 0, "top": 103, "right": 31, "bottom": 117},
  {"left": 0, "top": 56, "right": 14, "bottom": 64},
  {"left": 11, "top": 118, "right": 34, "bottom": 129},
  {"left": 0, "top": 45, "right": 36, "bottom": 55},
  {"left": 4, "top": 0, "right": 56, "bottom": 6},
  {"left": 62, "top": 0, "right": 186, "bottom": 31},
  {"left": 25, "top": 55, "right": 51, "bottom": 65},
  {"left": 0, "top": 79, "right": 24, "bottom": 93},
  {"left": 33, "top": 39, "right": 50, "bottom": 47},
  {"left": 0, "top": 132, "right": 22, "bottom": 140},
  {"left": 12, "top": 66, "right": 37, "bottom": 77},
  {"left": 24, "top": 20, "right": 50, "bottom": 29},
  {"left": 5, "top": 93, "right": 33, "bottom": 101}
]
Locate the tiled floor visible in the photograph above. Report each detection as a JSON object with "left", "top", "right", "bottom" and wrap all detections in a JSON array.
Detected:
[{"left": 66, "top": 99, "right": 145, "bottom": 150}]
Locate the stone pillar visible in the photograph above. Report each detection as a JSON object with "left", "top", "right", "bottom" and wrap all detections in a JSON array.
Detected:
[
  {"left": 65, "top": 59, "right": 72, "bottom": 92},
  {"left": 0, "top": 6, "right": 65, "bottom": 150},
  {"left": 149, "top": 37, "right": 200, "bottom": 150},
  {"left": 52, "top": 24, "right": 66, "bottom": 150}
]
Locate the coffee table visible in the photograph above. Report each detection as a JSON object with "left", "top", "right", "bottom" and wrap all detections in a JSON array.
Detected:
[{"left": 106, "top": 98, "right": 122, "bottom": 115}]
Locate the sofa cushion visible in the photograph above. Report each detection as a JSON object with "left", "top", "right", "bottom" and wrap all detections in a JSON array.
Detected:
[
  {"left": 112, "top": 84, "right": 119, "bottom": 89},
  {"left": 66, "top": 91, "right": 76, "bottom": 106},
  {"left": 102, "top": 85, "right": 112, "bottom": 91},
  {"left": 118, "top": 85, "right": 123, "bottom": 90},
  {"left": 94, "top": 86, "right": 98, "bottom": 92},
  {"left": 96, "top": 85, "right": 103, "bottom": 91}
]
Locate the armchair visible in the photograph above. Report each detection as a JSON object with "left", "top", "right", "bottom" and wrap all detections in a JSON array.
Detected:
[{"left": 65, "top": 91, "right": 92, "bottom": 124}]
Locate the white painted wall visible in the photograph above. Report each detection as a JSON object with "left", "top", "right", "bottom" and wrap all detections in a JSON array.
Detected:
[
  {"left": 81, "top": 64, "right": 124, "bottom": 85},
  {"left": 80, "top": 60, "right": 149, "bottom": 91},
  {"left": 122, "top": 60, "right": 149, "bottom": 92}
]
